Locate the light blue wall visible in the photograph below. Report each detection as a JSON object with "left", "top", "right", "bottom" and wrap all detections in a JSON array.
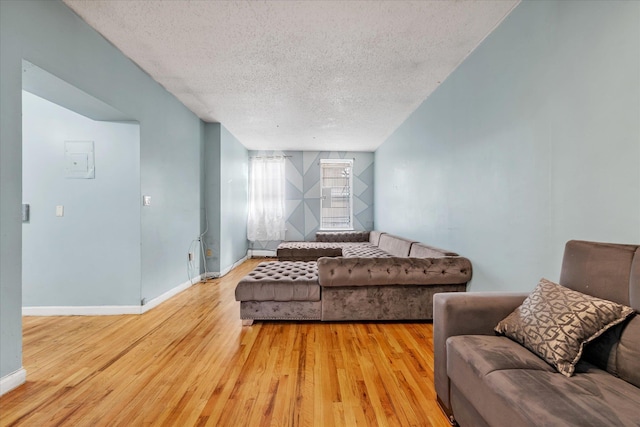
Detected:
[
  {"left": 1, "top": 0, "right": 203, "bottom": 379},
  {"left": 375, "top": 1, "right": 640, "bottom": 292},
  {"left": 220, "top": 127, "right": 249, "bottom": 270},
  {"left": 22, "top": 91, "right": 141, "bottom": 306},
  {"left": 202, "top": 123, "right": 249, "bottom": 274},
  {"left": 249, "top": 150, "right": 375, "bottom": 250}
]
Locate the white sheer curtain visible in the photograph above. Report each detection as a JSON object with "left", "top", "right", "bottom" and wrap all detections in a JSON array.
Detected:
[{"left": 247, "top": 156, "right": 286, "bottom": 242}]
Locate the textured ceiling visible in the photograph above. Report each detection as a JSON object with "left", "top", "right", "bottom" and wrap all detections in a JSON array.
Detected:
[{"left": 63, "top": 0, "right": 519, "bottom": 152}]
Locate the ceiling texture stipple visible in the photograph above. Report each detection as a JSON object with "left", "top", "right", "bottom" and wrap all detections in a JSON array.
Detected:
[{"left": 63, "top": 0, "right": 519, "bottom": 152}]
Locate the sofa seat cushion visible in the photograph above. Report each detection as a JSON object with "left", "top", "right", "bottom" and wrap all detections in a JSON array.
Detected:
[
  {"left": 448, "top": 335, "right": 556, "bottom": 379},
  {"left": 447, "top": 335, "right": 640, "bottom": 427},
  {"left": 341, "top": 244, "right": 392, "bottom": 258},
  {"left": 235, "top": 261, "right": 320, "bottom": 302},
  {"left": 484, "top": 363, "right": 640, "bottom": 427}
]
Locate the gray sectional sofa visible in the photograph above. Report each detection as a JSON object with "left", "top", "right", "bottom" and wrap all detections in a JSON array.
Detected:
[
  {"left": 236, "top": 231, "right": 472, "bottom": 322},
  {"left": 433, "top": 240, "right": 640, "bottom": 427}
]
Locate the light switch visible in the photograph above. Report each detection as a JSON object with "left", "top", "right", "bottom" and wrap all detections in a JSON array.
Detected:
[
  {"left": 142, "top": 195, "right": 151, "bottom": 206},
  {"left": 56, "top": 205, "right": 64, "bottom": 217}
]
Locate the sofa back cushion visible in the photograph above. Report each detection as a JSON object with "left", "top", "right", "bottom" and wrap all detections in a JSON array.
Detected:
[
  {"left": 409, "top": 243, "right": 458, "bottom": 258},
  {"left": 559, "top": 240, "right": 638, "bottom": 309},
  {"left": 315, "top": 231, "right": 370, "bottom": 242},
  {"left": 369, "top": 231, "right": 385, "bottom": 246},
  {"left": 378, "top": 234, "right": 415, "bottom": 257},
  {"left": 560, "top": 240, "right": 640, "bottom": 388},
  {"left": 631, "top": 248, "right": 640, "bottom": 311},
  {"left": 616, "top": 315, "right": 640, "bottom": 388}
]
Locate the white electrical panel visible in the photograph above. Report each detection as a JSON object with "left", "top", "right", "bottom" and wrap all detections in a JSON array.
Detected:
[{"left": 65, "top": 141, "right": 95, "bottom": 179}]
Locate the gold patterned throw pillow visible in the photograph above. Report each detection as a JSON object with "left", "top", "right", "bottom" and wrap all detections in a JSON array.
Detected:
[{"left": 495, "top": 278, "right": 635, "bottom": 377}]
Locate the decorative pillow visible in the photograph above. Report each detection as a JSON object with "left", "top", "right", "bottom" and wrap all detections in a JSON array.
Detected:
[{"left": 495, "top": 278, "right": 635, "bottom": 377}]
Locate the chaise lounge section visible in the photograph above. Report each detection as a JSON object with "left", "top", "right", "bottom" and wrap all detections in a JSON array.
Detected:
[{"left": 235, "top": 261, "right": 321, "bottom": 323}]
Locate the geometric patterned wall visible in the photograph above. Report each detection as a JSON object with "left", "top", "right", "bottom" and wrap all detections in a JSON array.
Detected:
[{"left": 249, "top": 150, "right": 374, "bottom": 250}]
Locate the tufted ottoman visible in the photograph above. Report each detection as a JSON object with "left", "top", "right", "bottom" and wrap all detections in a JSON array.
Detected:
[{"left": 234, "top": 261, "right": 320, "bottom": 325}]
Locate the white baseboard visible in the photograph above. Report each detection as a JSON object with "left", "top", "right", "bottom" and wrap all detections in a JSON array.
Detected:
[
  {"left": 249, "top": 249, "right": 277, "bottom": 258},
  {"left": 23, "top": 305, "right": 141, "bottom": 316},
  {"left": 140, "top": 276, "right": 199, "bottom": 313},
  {"left": 220, "top": 254, "right": 248, "bottom": 277},
  {"left": 202, "top": 253, "right": 249, "bottom": 280},
  {"left": 0, "top": 368, "right": 26, "bottom": 396},
  {"left": 21, "top": 256, "right": 249, "bottom": 317},
  {"left": 23, "top": 276, "right": 204, "bottom": 316},
  {"left": 192, "top": 274, "right": 204, "bottom": 284}
]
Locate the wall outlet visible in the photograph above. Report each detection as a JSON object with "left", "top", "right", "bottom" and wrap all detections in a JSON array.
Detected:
[
  {"left": 206, "top": 248, "right": 212, "bottom": 257},
  {"left": 188, "top": 252, "right": 194, "bottom": 261}
]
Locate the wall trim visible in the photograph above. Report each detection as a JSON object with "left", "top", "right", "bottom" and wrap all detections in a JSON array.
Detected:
[
  {"left": 21, "top": 256, "right": 250, "bottom": 317},
  {"left": 202, "top": 252, "right": 250, "bottom": 280},
  {"left": 22, "top": 305, "right": 141, "bottom": 316},
  {"left": 0, "top": 368, "right": 26, "bottom": 396},
  {"left": 22, "top": 275, "right": 206, "bottom": 316},
  {"left": 219, "top": 254, "right": 248, "bottom": 277},
  {"left": 139, "top": 276, "right": 201, "bottom": 313}
]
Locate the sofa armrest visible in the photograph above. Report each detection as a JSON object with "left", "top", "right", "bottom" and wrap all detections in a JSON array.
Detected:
[
  {"left": 433, "top": 292, "right": 528, "bottom": 419},
  {"left": 317, "top": 256, "right": 472, "bottom": 287}
]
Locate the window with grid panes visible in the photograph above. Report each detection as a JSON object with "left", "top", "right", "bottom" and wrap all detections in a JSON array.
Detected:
[{"left": 320, "top": 159, "right": 353, "bottom": 230}]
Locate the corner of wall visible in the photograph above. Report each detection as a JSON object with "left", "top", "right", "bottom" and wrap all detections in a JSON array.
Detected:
[{"left": 0, "top": 368, "right": 26, "bottom": 397}]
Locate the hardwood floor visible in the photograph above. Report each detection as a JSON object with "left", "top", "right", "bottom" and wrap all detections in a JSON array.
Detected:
[{"left": 0, "top": 259, "right": 449, "bottom": 427}]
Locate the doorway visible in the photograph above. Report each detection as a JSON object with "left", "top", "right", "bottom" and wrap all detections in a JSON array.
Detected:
[{"left": 21, "top": 61, "right": 141, "bottom": 312}]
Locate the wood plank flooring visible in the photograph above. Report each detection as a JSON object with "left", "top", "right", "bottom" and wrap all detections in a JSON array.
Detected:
[{"left": 0, "top": 258, "right": 449, "bottom": 427}]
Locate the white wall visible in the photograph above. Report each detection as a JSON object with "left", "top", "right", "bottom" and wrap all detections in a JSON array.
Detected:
[
  {"left": 22, "top": 91, "right": 140, "bottom": 306},
  {"left": 374, "top": 1, "right": 640, "bottom": 292}
]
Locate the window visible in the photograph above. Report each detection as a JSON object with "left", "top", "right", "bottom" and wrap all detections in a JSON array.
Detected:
[
  {"left": 247, "top": 157, "right": 286, "bottom": 241},
  {"left": 320, "top": 159, "right": 353, "bottom": 230}
]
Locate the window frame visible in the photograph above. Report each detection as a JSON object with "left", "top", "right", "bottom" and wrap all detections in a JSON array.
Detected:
[{"left": 319, "top": 158, "right": 354, "bottom": 231}]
